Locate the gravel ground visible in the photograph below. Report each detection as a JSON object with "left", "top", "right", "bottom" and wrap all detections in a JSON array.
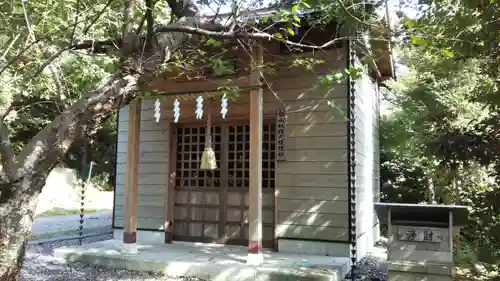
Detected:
[
  {"left": 349, "top": 251, "right": 388, "bottom": 281},
  {"left": 343, "top": 241, "right": 389, "bottom": 281},
  {"left": 21, "top": 233, "right": 205, "bottom": 281},
  {"left": 21, "top": 234, "right": 389, "bottom": 281}
]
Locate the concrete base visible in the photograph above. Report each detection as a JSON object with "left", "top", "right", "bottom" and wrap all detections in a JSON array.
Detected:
[
  {"left": 389, "top": 271, "right": 453, "bottom": 281},
  {"left": 388, "top": 261, "right": 454, "bottom": 281},
  {"left": 246, "top": 253, "right": 264, "bottom": 266},
  {"left": 120, "top": 243, "right": 139, "bottom": 254},
  {"left": 278, "top": 239, "right": 350, "bottom": 257},
  {"left": 55, "top": 239, "right": 350, "bottom": 281},
  {"left": 113, "top": 229, "right": 164, "bottom": 244}
]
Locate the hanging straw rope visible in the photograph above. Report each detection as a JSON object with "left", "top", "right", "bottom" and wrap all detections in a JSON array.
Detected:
[{"left": 200, "top": 99, "right": 217, "bottom": 170}]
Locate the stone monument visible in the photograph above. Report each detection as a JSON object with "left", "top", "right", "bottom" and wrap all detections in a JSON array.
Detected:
[{"left": 374, "top": 203, "right": 469, "bottom": 281}]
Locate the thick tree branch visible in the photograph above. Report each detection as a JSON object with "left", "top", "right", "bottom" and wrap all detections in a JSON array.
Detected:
[
  {"left": 7, "top": 41, "right": 118, "bottom": 86},
  {"left": 11, "top": 0, "right": 200, "bottom": 184},
  {"left": 146, "top": 0, "right": 156, "bottom": 48},
  {"left": 155, "top": 24, "right": 355, "bottom": 49},
  {"left": 12, "top": 73, "right": 140, "bottom": 182},
  {"left": 1, "top": 1, "right": 205, "bottom": 279},
  {"left": 72, "top": 39, "right": 119, "bottom": 52},
  {"left": 71, "top": 27, "right": 353, "bottom": 58},
  {"left": 0, "top": 108, "right": 16, "bottom": 178},
  {"left": 0, "top": 122, "right": 16, "bottom": 177},
  {"left": 122, "top": 0, "right": 136, "bottom": 36},
  {"left": 0, "top": 103, "right": 16, "bottom": 180}
]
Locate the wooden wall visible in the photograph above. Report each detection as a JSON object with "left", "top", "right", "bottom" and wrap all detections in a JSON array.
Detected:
[
  {"left": 114, "top": 48, "right": 352, "bottom": 243},
  {"left": 114, "top": 100, "right": 173, "bottom": 230},
  {"left": 268, "top": 49, "right": 350, "bottom": 243},
  {"left": 353, "top": 57, "right": 380, "bottom": 260}
]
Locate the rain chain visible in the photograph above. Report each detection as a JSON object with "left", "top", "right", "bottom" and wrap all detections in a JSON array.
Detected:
[
  {"left": 79, "top": 161, "right": 94, "bottom": 245},
  {"left": 78, "top": 180, "right": 85, "bottom": 245}
]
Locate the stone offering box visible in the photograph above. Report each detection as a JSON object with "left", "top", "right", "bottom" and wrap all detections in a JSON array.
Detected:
[{"left": 374, "top": 203, "right": 469, "bottom": 281}]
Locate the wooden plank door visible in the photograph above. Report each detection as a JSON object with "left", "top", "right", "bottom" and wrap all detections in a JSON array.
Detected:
[
  {"left": 172, "top": 122, "right": 275, "bottom": 247},
  {"left": 224, "top": 124, "right": 276, "bottom": 248},
  {"left": 173, "top": 125, "right": 223, "bottom": 243}
]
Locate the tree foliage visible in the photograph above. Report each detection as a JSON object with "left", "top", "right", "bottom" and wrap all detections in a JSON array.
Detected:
[{"left": 382, "top": 0, "right": 500, "bottom": 264}]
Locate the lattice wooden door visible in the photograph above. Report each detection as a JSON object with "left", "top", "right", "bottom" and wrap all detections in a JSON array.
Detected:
[
  {"left": 173, "top": 123, "right": 275, "bottom": 248},
  {"left": 225, "top": 124, "right": 276, "bottom": 248}
]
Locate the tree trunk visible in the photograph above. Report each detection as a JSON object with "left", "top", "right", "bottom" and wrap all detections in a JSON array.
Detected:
[
  {"left": 0, "top": 178, "right": 43, "bottom": 281},
  {"left": 0, "top": 74, "right": 139, "bottom": 281},
  {"left": 0, "top": 0, "right": 202, "bottom": 279}
]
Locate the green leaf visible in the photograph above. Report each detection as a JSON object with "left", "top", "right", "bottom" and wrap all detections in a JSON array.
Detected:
[
  {"left": 11, "top": 5, "right": 23, "bottom": 14},
  {"left": 212, "top": 58, "right": 235, "bottom": 76},
  {"left": 404, "top": 19, "right": 415, "bottom": 30},
  {"left": 274, "top": 33, "right": 284, "bottom": 39},
  {"left": 441, "top": 49, "right": 454, "bottom": 57},
  {"left": 410, "top": 34, "right": 426, "bottom": 46},
  {"left": 205, "top": 38, "right": 221, "bottom": 47},
  {"left": 287, "top": 28, "right": 295, "bottom": 36},
  {"left": 347, "top": 66, "right": 363, "bottom": 80}
]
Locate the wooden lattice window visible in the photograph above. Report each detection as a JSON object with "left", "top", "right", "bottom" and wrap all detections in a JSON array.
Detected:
[
  {"left": 226, "top": 124, "right": 275, "bottom": 189},
  {"left": 263, "top": 123, "right": 276, "bottom": 189},
  {"left": 227, "top": 125, "right": 249, "bottom": 188},
  {"left": 175, "top": 126, "right": 222, "bottom": 188}
]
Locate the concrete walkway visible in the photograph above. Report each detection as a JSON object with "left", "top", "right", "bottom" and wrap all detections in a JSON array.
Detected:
[
  {"left": 55, "top": 240, "right": 349, "bottom": 281},
  {"left": 32, "top": 211, "right": 112, "bottom": 235}
]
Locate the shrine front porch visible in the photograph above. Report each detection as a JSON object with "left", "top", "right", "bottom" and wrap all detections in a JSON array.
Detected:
[{"left": 54, "top": 239, "right": 350, "bottom": 281}]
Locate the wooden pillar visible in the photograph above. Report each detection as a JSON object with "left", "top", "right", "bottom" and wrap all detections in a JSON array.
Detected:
[
  {"left": 123, "top": 98, "right": 141, "bottom": 248},
  {"left": 165, "top": 123, "right": 176, "bottom": 244},
  {"left": 247, "top": 44, "right": 264, "bottom": 265}
]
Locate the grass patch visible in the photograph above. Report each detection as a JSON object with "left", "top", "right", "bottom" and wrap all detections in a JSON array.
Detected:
[
  {"left": 35, "top": 207, "right": 108, "bottom": 218},
  {"left": 31, "top": 229, "right": 81, "bottom": 240}
]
